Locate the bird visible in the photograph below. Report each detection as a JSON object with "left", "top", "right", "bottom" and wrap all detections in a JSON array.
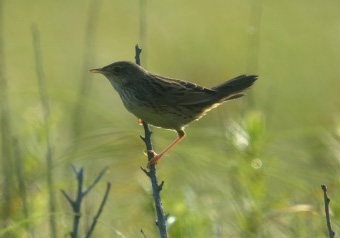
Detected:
[{"left": 90, "top": 61, "right": 257, "bottom": 167}]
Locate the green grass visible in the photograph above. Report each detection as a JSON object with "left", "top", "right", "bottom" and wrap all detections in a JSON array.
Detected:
[{"left": 1, "top": 0, "right": 340, "bottom": 237}]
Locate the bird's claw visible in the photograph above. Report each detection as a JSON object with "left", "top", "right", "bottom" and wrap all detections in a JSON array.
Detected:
[
  {"left": 143, "top": 150, "right": 157, "bottom": 157},
  {"left": 147, "top": 154, "right": 162, "bottom": 169}
]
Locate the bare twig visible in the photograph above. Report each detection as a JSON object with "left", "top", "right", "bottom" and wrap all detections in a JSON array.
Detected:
[
  {"left": 140, "top": 167, "right": 150, "bottom": 177},
  {"left": 140, "top": 229, "right": 147, "bottom": 238},
  {"left": 31, "top": 24, "right": 57, "bottom": 238},
  {"left": 85, "top": 182, "right": 111, "bottom": 238},
  {"left": 321, "top": 185, "right": 335, "bottom": 238},
  {"left": 135, "top": 45, "right": 168, "bottom": 238},
  {"left": 61, "top": 190, "right": 75, "bottom": 207},
  {"left": 135, "top": 44, "right": 142, "bottom": 66},
  {"left": 61, "top": 165, "right": 110, "bottom": 238},
  {"left": 83, "top": 168, "right": 108, "bottom": 196}
]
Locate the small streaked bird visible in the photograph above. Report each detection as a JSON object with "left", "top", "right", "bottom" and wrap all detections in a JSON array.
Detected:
[{"left": 90, "top": 61, "right": 257, "bottom": 167}]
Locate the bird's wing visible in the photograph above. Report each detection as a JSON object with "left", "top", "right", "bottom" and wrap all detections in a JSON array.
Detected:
[{"left": 144, "top": 73, "right": 218, "bottom": 106}]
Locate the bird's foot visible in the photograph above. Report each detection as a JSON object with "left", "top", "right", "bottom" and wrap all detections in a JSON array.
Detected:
[
  {"left": 138, "top": 118, "right": 143, "bottom": 125},
  {"left": 143, "top": 150, "right": 157, "bottom": 157},
  {"left": 147, "top": 153, "right": 163, "bottom": 169}
]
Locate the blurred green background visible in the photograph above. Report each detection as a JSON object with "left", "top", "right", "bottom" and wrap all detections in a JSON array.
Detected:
[{"left": 1, "top": 0, "right": 340, "bottom": 237}]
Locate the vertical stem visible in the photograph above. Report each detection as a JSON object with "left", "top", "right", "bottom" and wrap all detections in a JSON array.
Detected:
[
  {"left": 31, "top": 25, "right": 58, "bottom": 238},
  {"left": 0, "top": 0, "right": 13, "bottom": 235},
  {"left": 143, "top": 123, "right": 168, "bottom": 238},
  {"left": 136, "top": 45, "right": 168, "bottom": 238},
  {"left": 321, "top": 185, "right": 335, "bottom": 238}
]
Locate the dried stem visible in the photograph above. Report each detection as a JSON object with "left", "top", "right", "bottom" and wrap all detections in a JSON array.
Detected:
[
  {"left": 321, "top": 185, "right": 335, "bottom": 238},
  {"left": 31, "top": 24, "right": 57, "bottom": 238},
  {"left": 135, "top": 45, "right": 168, "bottom": 238},
  {"left": 61, "top": 166, "right": 110, "bottom": 238}
]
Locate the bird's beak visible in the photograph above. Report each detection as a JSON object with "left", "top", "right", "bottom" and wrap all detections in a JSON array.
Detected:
[{"left": 89, "top": 68, "right": 104, "bottom": 74}]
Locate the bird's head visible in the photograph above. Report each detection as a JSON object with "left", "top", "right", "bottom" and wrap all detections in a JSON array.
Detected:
[{"left": 89, "top": 61, "right": 146, "bottom": 85}]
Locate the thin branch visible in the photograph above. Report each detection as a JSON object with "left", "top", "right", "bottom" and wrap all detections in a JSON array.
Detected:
[
  {"left": 31, "top": 24, "right": 57, "bottom": 238},
  {"left": 85, "top": 182, "right": 111, "bottom": 238},
  {"left": 135, "top": 45, "right": 168, "bottom": 238},
  {"left": 140, "top": 167, "right": 150, "bottom": 177},
  {"left": 158, "top": 181, "right": 164, "bottom": 192},
  {"left": 61, "top": 165, "right": 110, "bottom": 238},
  {"left": 61, "top": 190, "right": 76, "bottom": 209},
  {"left": 82, "top": 168, "right": 108, "bottom": 197},
  {"left": 71, "top": 164, "right": 78, "bottom": 174},
  {"left": 321, "top": 185, "right": 335, "bottom": 238},
  {"left": 135, "top": 44, "right": 142, "bottom": 66},
  {"left": 140, "top": 229, "right": 147, "bottom": 238}
]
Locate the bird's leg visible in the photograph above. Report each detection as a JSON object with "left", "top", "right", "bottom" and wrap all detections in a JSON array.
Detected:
[
  {"left": 138, "top": 118, "right": 143, "bottom": 125},
  {"left": 147, "top": 130, "right": 185, "bottom": 168}
]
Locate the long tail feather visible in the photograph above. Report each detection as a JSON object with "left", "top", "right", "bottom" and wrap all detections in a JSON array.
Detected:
[{"left": 212, "top": 74, "right": 258, "bottom": 100}]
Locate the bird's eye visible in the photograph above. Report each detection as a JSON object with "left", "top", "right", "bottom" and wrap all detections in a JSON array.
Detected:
[{"left": 114, "top": 67, "right": 121, "bottom": 74}]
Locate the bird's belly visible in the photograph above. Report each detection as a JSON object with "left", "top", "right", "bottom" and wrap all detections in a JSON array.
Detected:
[
  {"left": 125, "top": 103, "right": 192, "bottom": 130},
  {"left": 118, "top": 89, "right": 202, "bottom": 130}
]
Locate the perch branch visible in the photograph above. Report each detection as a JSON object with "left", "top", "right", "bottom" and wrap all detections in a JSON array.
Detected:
[
  {"left": 135, "top": 44, "right": 168, "bottom": 238},
  {"left": 321, "top": 185, "right": 335, "bottom": 238}
]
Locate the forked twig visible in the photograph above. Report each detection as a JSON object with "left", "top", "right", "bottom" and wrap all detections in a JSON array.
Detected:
[{"left": 61, "top": 165, "right": 110, "bottom": 238}]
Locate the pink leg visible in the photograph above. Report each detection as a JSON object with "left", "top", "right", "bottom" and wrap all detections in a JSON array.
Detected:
[{"left": 147, "top": 130, "right": 185, "bottom": 168}]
